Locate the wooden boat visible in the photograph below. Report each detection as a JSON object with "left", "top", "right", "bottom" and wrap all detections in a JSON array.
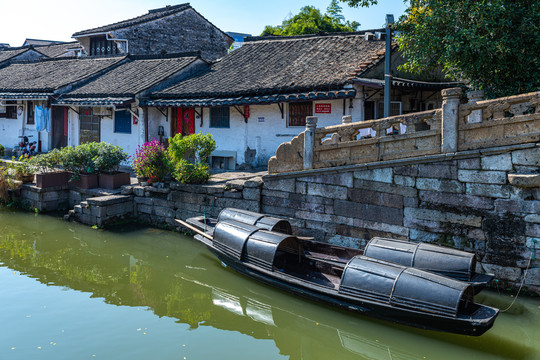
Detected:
[
  {"left": 178, "top": 209, "right": 499, "bottom": 336},
  {"left": 187, "top": 208, "right": 494, "bottom": 291}
]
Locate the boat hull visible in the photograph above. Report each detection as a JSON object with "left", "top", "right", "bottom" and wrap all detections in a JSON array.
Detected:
[{"left": 201, "top": 239, "right": 498, "bottom": 336}]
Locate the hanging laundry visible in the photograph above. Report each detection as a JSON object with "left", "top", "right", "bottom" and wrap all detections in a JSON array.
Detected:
[{"left": 35, "top": 104, "right": 44, "bottom": 131}]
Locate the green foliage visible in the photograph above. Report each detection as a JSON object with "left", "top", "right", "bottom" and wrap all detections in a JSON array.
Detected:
[
  {"left": 168, "top": 133, "right": 216, "bottom": 184},
  {"left": 94, "top": 143, "right": 129, "bottom": 174},
  {"left": 61, "top": 142, "right": 101, "bottom": 181},
  {"left": 338, "top": 0, "right": 379, "bottom": 7},
  {"left": 0, "top": 144, "right": 4, "bottom": 157},
  {"left": 261, "top": 2, "right": 360, "bottom": 36},
  {"left": 395, "top": 0, "right": 540, "bottom": 98},
  {"left": 9, "top": 155, "right": 32, "bottom": 178},
  {"left": 29, "top": 148, "right": 62, "bottom": 173}
]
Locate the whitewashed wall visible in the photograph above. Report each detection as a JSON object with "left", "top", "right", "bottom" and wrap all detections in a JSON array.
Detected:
[{"left": 0, "top": 100, "right": 23, "bottom": 152}]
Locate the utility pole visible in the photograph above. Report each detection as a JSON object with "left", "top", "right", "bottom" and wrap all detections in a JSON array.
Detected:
[{"left": 384, "top": 14, "right": 394, "bottom": 118}]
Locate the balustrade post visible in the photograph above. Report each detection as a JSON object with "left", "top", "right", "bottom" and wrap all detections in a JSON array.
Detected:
[
  {"left": 466, "top": 90, "right": 484, "bottom": 124},
  {"left": 441, "top": 88, "right": 462, "bottom": 153},
  {"left": 303, "top": 116, "right": 318, "bottom": 170},
  {"left": 342, "top": 115, "right": 352, "bottom": 124}
]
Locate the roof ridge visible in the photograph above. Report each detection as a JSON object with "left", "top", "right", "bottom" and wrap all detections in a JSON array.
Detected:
[
  {"left": 148, "top": 3, "right": 190, "bottom": 14},
  {"left": 9, "top": 55, "right": 126, "bottom": 65},
  {"left": 244, "top": 29, "right": 386, "bottom": 43},
  {"left": 127, "top": 51, "right": 201, "bottom": 60}
]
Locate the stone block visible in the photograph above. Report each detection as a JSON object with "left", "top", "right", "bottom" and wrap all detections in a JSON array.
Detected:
[
  {"left": 512, "top": 148, "right": 540, "bottom": 166},
  {"left": 508, "top": 174, "right": 540, "bottom": 188},
  {"left": 481, "top": 264, "right": 522, "bottom": 282},
  {"left": 152, "top": 198, "right": 172, "bottom": 208},
  {"left": 353, "top": 168, "right": 393, "bottom": 184},
  {"left": 243, "top": 187, "right": 260, "bottom": 201},
  {"left": 244, "top": 177, "right": 263, "bottom": 188},
  {"left": 107, "top": 203, "right": 132, "bottom": 217},
  {"left": 295, "top": 181, "right": 307, "bottom": 195},
  {"left": 87, "top": 195, "right": 131, "bottom": 206},
  {"left": 404, "top": 207, "right": 482, "bottom": 227},
  {"left": 403, "top": 196, "right": 419, "bottom": 208},
  {"left": 307, "top": 183, "right": 347, "bottom": 200},
  {"left": 261, "top": 204, "right": 296, "bottom": 218},
  {"left": 179, "top": 202, "right": 202, "bottom": 213},
  {"left": 133, "top": 186, "right": 145, "bottom": 197},
  {"left": 215, "top": 198, "right": 259, "bottom": 212},
  {"left": 295, "top": 211, "right": 353, "bottom": 226},
  {"left": 42, "top": 191, "right": 59, "bottom": 202},
  {"left": 525, "top": 214, "right": 540, "bottom": 224},
  {"left": 458, "top": 170, "right": 507, "bottom": 184},
  {"left": 154, "top": 206, "right": 175, "bottom": 218},
  {"left": 526, "top": 223, "right": 540, "bottom": 238},
  {"left": 418, "top": 164, "right": 457, "bottom": 179},
  {"left": 348, "top": 188, "right": 403, "bottom": 209},
  {"left": 135, "top": 197, "right": 153, "bottom": 206},
  {"left": 263, "top": 178, "right": 296, "bottom": 193},
  {"left": 261, "top": 189, "right": 290, "bottom": 199},
  {"left": 296, "top": 173, "right": 353, "bottom": 187},
  {"left": 334, "top": 200, "right": 403, "bottom": 226},
  {"left": 353, "top": 179, "right": 417, "bottom": 197},
  {"left": 494, "top": 199, "right": 520, "bottom": 213},
  {"left": 481, "top": 153, "right": 513, "bottom": 171},
  {"left": 305, "top": 220, "right": 336, "bottom": 234},
  {"left": 419, "top": 191, "right": 494, "bottom": 210},
  {"left": 466, "top": 183, "right": 510, "bottom": 198},
  {"left": 225, "top": 179, "right": 245, "bottom": 190},
  {"left": 522, "top": 200, "right": 540, "bottom": 214},
  {"left": 169, "top": 191, "right": 210, "bottom": 205},
  {"left": 352, "top": 218, "right": 409, "bottom": 237},
  {"left": 467, "top": 229, "right": 486, "bottom": 241},
  {"left": 526, "top": 268, "right": 540, "bottom": 286},
  {"left": 224, "top": 190, "right": 242, "bottom": 199},
  {"left": 404, "top": 217, "right": 443, "bottom": 232},
  {"left": 327, "top": 235, "right": 366, "bottom": 249},
  {"left": 137, "top": 204, "right": 153, "bottom": 215},
  {"left": 394, "top": 175, "right": 415, "bottom": 188},
  {"left": 416, "top": 178, "right": 464, "bottom": 193},
  {"left": 458, "top": 158, "right": 481, "bottom": 170},
  {"left": 121, "top": 186, "right": 134, "bottom": 195},
  {"left": 91, "top": 206, "right": 107, "bottom": 218},
  {"left": 74, "top": 205, "right": 82, "bottom": 214},
  {"left": 393, "top": 165, "right": 418, "bottom": 177},
  {"left": 409, "top": 229, "right": 441, "bottom": 243}
]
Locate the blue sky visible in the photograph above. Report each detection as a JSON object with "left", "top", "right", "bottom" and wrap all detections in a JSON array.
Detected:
[{"left": 1, "top": 0, "right": 407, "bottom": 47}]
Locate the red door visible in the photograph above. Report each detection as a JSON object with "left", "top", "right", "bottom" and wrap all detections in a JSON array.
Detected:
[{"left": 174, "top": 108, "right": 195, "bottom": 136}]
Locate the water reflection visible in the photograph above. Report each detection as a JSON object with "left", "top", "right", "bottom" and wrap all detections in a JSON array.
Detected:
[{"left": 0, "top": 211, "right": 538, "bottom": 360}]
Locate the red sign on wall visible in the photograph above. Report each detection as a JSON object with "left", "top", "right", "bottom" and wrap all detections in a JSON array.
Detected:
[{"left": 315, "top": 103, "right": 332, "bottom": 114}]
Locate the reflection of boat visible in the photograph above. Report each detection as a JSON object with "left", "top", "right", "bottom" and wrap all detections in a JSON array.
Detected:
[{"left": 181, "top": 208, "right": 499, "bottom": 336}]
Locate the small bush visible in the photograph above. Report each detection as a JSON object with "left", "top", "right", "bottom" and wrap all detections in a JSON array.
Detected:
[
  {"left": 61, "top": 142, "right": 101, "bottom": 181},
  {"left": 168, "top": 133, "right": 216, "bottom": 184},
  {"left": 132, "top": 140, "right": 171, "bottom": 183},
  {"left": 94, "top": 143, "right": 129, "bottom": 173},
  {"left": 0, "top": 144, "right": 4, "bottom": 157},
  {"left": 29, "top": 148, "right": 63, "bottom": 173}
]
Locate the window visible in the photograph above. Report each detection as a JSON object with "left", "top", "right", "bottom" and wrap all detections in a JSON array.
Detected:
[
  {"left": 288, "top": 102, "right": 312, "bottom": 127},
  {"left": 377, "top": 101, "right": 402, "bottom": 119},
  {"left": 114, "top": 110, "right": 131, "bottom": 134},
  {"left": 1, "top": 101, "right": 18, "bottom": 119},
  {"left": 89, "top": 36, "right": 118, "bottom": 56},
  {"left": 210, "top": 107, "right": 230, "bottom": 128},
  {"left": 27, "top": 101, "right": 35, "bottom": 124}
]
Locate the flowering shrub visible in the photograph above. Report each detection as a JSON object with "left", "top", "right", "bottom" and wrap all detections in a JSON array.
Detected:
[{"left": 132, "top": 140, "right": 171, "bottom": 183}]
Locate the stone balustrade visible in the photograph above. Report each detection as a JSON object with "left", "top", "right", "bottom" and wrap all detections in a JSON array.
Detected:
[{"left": 268, "top": 89, "right": 540, "bottom": 174}]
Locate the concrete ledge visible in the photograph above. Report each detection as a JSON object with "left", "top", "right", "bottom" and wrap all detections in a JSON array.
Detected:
[{"left": 86, "top": 195, "right": 133, "bottom": 206}]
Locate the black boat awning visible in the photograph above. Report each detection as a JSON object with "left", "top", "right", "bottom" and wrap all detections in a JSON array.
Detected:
[{"left": 213, "top": 220, "right": 300, "bottom": 272}]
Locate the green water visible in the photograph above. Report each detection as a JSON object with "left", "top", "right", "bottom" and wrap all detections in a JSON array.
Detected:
[{"left": 0, "top": 210, "right": 539, "bottom": 360}]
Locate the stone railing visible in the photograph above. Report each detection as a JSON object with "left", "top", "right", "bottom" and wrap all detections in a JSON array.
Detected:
[{"left": 268, "top": 89, "right": 540, "bottom": 174}]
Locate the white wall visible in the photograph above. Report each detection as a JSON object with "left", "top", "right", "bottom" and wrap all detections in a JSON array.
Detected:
[
  {"left": 0, "top": 100, "right": 23, "bottom": 152},
  {"left": 195, "top": 97, "right": 364, "bottom": 167}
]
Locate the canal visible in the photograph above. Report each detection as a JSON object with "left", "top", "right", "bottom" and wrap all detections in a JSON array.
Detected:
[{"left": 1, "top": 209, "right": 539, "bottom": 360}]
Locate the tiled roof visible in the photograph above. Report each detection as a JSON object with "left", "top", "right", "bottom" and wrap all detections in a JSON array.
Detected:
[
  {"left": 152, "top": 31, "right": 388, "bottom": 101},
  {"left": 23, "top": 39, "right": 65, "bottom": 46},
  {"left": 72, "top": 3, "right": 191, "bottom": 36},
  {"left": 0, "top": 56, "right": 126, "bottom": 94},
  {"left": 0, "top": 47, "right": 32, "bottom": 64},
  {"left": 56, "top": 53, "right": 203, "bottom": 105},
  {"left": 35, "top": 42, "right": 81, "bottom": 58}
]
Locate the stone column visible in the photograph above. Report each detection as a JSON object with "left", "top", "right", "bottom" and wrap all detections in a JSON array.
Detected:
[
  {"left": 342, "top": 115, "right": 352, "bottom": 124},
  {"left": 466, "top": 90, "right": 484, "bottom": 124},
  {"left": 303, "top": 116, "right": 318, "bottom": 170},
  {"left": 441, "top": 88, "right": 462, "bottom": 153}
]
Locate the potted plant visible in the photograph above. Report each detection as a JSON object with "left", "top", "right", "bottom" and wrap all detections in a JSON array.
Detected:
[
  {"left": 10, "top": 155, "right": 34, "bottom": 184},
  {"left": 30, "top": 149, "right": 69, "bottom": 188},
  {"left": 61, "top": 143, "right": 100, "bottom": 189},
  {"left": 94, "top": 143, "right": 130, "bottom": 189},
  {"left": 132, "top": 140, "right": 171, "bottom": 185}
]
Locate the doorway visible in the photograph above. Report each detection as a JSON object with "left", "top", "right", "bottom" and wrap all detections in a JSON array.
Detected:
[
  {"left": 171, "top": 108, "right": 195, "bottom": 137},
  {"left": 52, "top": 107, "right": 68, "bottom": 149}
]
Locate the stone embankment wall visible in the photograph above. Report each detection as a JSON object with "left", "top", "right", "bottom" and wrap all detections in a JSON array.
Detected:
[{"left": 263, "top": 144, "right": 540, "bottom": 294}]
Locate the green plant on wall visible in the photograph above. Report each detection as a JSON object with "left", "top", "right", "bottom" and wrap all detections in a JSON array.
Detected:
[
  {"left": 168, "top": 133, "right": 216, "bottom": 184},
  {"left": 0, "top": 144, "right": 5, "bottom": 157}
]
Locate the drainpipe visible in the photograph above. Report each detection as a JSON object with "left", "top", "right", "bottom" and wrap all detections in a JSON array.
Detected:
[{"left": 384, "top": 14, "right": 394, "bottom": 118}]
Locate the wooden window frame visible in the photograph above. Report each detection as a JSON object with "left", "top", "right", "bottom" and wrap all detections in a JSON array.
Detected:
[
  {"left": 210, "top": 107, "right": 230, "bottom": 128},
  {"left": 27, "top": 101, "right": 35, "bottom": 125},
  {"left": 288, "top": 101, "right": 313, "bottom": 127},
  {"left": 114, "top": 110, "right": 131, "bottom": 134}
]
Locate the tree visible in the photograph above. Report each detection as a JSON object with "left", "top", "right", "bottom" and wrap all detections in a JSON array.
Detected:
[
  {"left": 261, "top": 2, "right": 360, "bottom": 36},
  {"left": 339, "top": 0, "right": 540, "bottom": 98}
]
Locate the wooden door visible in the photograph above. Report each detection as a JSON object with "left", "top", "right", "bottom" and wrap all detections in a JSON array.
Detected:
[
  {"left": 172, "top": 108, "right": 195, "bottom": 136},
  {"left": 52, "top": 107, "right": 68, "bottom": 148}
]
